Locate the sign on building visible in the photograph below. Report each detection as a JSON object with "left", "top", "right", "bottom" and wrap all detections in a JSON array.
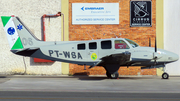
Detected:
[
  {"left": 130, "top": 0, "right": 152, "bottom": 27},
  {"left": 72, "top": 3, "right": 119, "bottom": 25}
]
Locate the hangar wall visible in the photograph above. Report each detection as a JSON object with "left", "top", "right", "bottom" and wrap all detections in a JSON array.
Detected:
[
  {"left": 156, "top": 0, "right": 180, "bottom": 76},
  {"left": 0, "top": 0, "right": 68, "bottom": 75},
  {"left": 164, "top": 0, "right": 180, "bottom": 75},
  {"left": 69, "top": 0, "right": 157, "bottom": 75}
]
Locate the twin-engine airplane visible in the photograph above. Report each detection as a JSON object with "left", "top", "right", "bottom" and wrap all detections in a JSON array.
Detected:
[{"left": 1, "top": 16, "right": 179, "bottom": 79}]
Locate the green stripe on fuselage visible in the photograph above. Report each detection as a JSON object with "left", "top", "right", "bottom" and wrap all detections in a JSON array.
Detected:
[
  {"left": 1, "top": 16, "right": 11, "bottom": 27},
  {"left": 11, "top": 37, "right": 23, "bottom": 50}
]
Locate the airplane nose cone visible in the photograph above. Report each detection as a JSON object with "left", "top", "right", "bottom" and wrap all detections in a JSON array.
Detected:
[
  {"left": 168, "top": 53, "right": 179, "bottom": 62},
  {"left": 173, "top": 53, "right": 179, "bottom": 61}
]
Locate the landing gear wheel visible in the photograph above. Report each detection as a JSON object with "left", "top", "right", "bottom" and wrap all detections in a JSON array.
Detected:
[
  {"left": 162, "top": 72, "right": 169, "bottom": 79},
  {"left": 106, "top": 72, "right": 119, "bottom": 79},
  {"left": 110, "top": 72, "right": 119, "bottom": 79},
  {"left": 106, "top": 72, "right": 111, "bottom": 78}
]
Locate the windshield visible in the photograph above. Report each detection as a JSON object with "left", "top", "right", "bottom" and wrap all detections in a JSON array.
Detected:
[{"left": 125, "top": 39, "right": 139, "bottom": 48}]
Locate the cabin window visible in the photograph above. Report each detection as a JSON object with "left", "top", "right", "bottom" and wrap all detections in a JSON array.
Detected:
[
  {"left": 89, "top": 42, "right": 97, "bottom": 49},
  {"left": 77, "top": 43, "right": 85, "bottom": 50},
  {"left": 101, "top": 40, "right": 111, "bottom": 49},
  {"left": 115, "top": 40, "right": 129, "bottom": 49}
]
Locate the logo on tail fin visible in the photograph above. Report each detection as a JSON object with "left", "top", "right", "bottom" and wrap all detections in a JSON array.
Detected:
[
  {"left": 1, "top": 16, "right": 24, "bottom": 50},
  {"left": 7, "top": 27, "right": 15, "bottom": 35},
  {"left": 17, "top": 24, "right": 23, "bottom": 30}
]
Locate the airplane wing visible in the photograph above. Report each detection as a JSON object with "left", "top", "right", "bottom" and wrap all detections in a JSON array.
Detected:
[{"left": 97, "top": 51, "right": 131, "bottom": 66}]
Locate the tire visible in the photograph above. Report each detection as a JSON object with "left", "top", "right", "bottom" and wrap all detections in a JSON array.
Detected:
[
  {"left": 110, "top": 72, "right": 119, "bottom": 79},
  {"left": 162, "top": 72, "right": 169, "bottom": 79},
  {"left": 106, "top": 72, "right": 111, "bottom": 78}
]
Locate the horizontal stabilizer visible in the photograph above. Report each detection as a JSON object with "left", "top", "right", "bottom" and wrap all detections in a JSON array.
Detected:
[{"left": 11, "top": 47, "right": 39, "bottom": 56}]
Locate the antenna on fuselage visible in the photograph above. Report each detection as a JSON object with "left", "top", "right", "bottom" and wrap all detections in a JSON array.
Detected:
[
  {"left": 86, "top": 32, "right": 94, "bottom": 40},
  {"left": 113, "top": 33, "right": 118, "bottom": 38}
]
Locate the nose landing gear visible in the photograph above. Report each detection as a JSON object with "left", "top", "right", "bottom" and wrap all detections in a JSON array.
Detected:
[
  {"left": 162, "top": 66, "right": 169, "bottom": 79},
  {"left": 162, "top": 72, "right": 169, "bottom": 79}
]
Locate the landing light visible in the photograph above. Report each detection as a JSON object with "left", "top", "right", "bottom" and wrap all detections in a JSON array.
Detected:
[{"left": 157, "top": 51, "right": 161, "bottom": 54}]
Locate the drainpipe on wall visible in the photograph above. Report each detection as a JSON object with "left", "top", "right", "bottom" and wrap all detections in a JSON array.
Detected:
[
  {"left": 34, "top": 12, "right": 63, "bottom": 63},
  {"left": 42, "top": 12, "right": 63, "bottom": 41}
]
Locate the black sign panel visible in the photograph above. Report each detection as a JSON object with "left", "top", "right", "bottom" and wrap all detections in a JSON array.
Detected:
[{"left": 130, "top": 1, "right": 152, "bottom": 27}]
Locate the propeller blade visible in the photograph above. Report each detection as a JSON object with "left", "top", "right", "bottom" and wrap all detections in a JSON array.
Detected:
[
  {"left": 155, "top": 37, "right": 157, "bottom": 52},
  {"left": 154, "top": 37, "right": 157, "bottom": 65},
  {"left": 149, "top": 37, "right": 151, "bottom": 47}
]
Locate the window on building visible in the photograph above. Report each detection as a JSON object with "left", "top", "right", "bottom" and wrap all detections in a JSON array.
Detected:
[
  {"left": 101, "top": 40, "right": 111, "bottom": 49},
  {"left": 77, "top": 43, "right": 85, "bottom": 50},
  {"left": 89, "top": 42, "right": 97, "bottom": 49},
  {"left": 115, "top": 40, "right": 129, "bottom": 49}
]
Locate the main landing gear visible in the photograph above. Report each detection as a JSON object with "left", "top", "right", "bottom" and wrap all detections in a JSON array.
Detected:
[
  {"left": 106, "top": 71, "right": 119, "bottom": 79},
  {"left": 104, "top": 64, "right": 120, "bottom": 79}
]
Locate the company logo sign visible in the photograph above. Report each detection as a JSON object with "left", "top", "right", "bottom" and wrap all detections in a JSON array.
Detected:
[
  {"left": 133, "top": 2, "right": 149, "bottom": 17},
  {"left": 130, "top": 1, "right": 152, "bottom": 27},
  {"left": 72, "top": 3, "right": 119, "bottom": 24},
  {"left": 81, "top": 6, "right": 104, "bottom": 11}
]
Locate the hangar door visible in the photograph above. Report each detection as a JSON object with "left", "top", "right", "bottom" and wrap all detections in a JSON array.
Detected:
[{"left": 164, "top": 0, "right": 180, "bottom": 75}]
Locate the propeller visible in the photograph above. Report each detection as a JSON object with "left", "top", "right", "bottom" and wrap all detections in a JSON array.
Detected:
[
  {"left": 149, "top": 37, "right": 157, "bottom": 52},
  {"left": 149, "top": 37, "right": 157, "bottom": 65},
  {"left": 155, "top": 37, "right": 157, "bottom": 52},
  {"left": 154, "top": 37, "right": 157, "bottom": 65},
  {"left": 150, "top": 37, "right": 160, "bottom": 67},
  {"left": 149, "top": 37, "right": 151, "bottom": 47}
]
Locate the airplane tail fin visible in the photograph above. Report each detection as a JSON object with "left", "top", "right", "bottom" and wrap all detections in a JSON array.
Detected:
[{"left": 1, "top": 16, "right": 41, "bottom": 51}]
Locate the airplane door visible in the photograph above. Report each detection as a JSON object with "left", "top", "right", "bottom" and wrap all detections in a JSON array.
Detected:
[
  {"left": 99, "top": 40, "right": 113, "bottom": 59},
  {"left": 87, "top": 42, "right": 99, "bottom": 61}
]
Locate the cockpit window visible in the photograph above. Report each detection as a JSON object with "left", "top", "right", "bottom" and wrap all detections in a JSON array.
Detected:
[
  {"left": 115, "top": 40, "right": 130, "bottom": 49},
  {"left": 125, "top": 39, "right": 139, "bottom": 48}
]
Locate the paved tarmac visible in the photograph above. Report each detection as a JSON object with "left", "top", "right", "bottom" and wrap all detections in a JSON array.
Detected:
[
  {"left": 0, "top": 91, "right": 180, "bottom": 101},
  {"left": 0, "top": 75, "right": 180, "bottom": 101},
  {"left": 1, "top": 75, "right": 180, "bottom": 93}
]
